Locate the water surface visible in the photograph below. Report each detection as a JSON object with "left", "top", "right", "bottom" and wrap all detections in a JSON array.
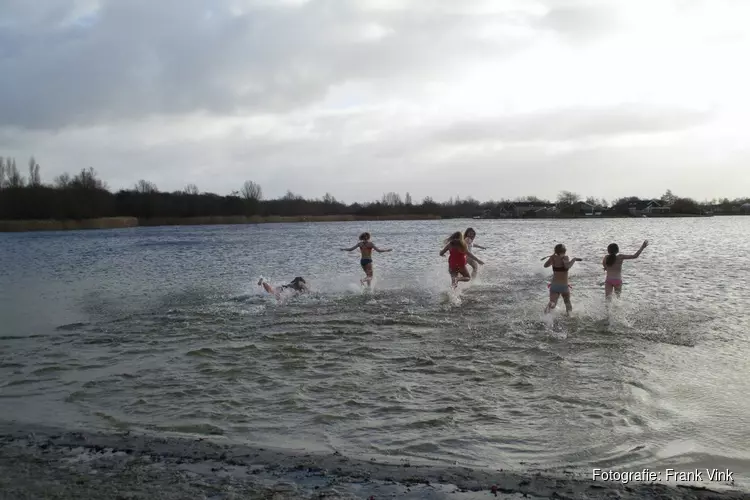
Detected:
[{"left": 1, "top": 218, "right": 749, "bottom": 486}]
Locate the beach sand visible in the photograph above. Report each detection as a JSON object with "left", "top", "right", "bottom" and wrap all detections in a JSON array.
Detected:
[{"left": 1, "top": 423, "right": 749, "bottom": 499}]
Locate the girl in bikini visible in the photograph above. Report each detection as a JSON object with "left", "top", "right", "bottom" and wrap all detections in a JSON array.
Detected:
[
  {"left": 463, "top": 227, "right": 486, "bottom": 279},
  {"left": 440, "top": 231, "right": 484, "bottom": 289},
  {"left": 602, "top": 240, "right": 648, "bottom": 300},
  {"left": 341, "top": 232, "right": 392, "bottom": 287},
  {"left": 542, "top": 243, "right": 582, "bottom": 314}
]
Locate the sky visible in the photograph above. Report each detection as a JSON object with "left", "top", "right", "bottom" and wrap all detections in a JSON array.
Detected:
[{"left": 1, "top": 0, "right": 749, "bottom": 203}]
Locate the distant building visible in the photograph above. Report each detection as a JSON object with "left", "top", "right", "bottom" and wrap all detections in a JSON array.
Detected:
[
  {"left": 506, "top": 201, "right": 557, "bottom": 217},
  {"left": 629, "top": 199, "right": 668, "bottom": 216}
]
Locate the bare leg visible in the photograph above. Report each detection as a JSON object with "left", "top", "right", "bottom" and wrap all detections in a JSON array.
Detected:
[
  {"left": 468, "top": 259, "right": 478, "bottom": 279},
  {"left": 545, "top": 292, "right": 560, "bottom": 313},
  {"left": 258, "top": 279, "right": 281, "bottom": 300},
  {"left": 605, "top": 282, "right": 614, "bottom": 301},
  {"left": 614, "top": 285, "right": 622, "bottom": 298},
  {"left": 361, "top": 263, "right": 374, "bottom": 287},
  {"left": 562, "top": 292, "right": 572, "bottom": 315},
  {"left": 454, "top": 266, "right": 471, "bottom": 288}
]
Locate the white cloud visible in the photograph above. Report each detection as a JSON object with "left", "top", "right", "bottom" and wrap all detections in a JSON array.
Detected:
[{"left": 1, "top": 0, "right": 749, "bottom": 202}]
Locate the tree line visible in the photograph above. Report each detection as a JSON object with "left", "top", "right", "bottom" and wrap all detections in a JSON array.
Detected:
[{"left": 0, "top": 156, "right": 748, "bottom": 221}]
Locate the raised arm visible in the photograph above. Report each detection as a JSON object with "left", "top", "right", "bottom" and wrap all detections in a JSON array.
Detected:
[
  {"left": 372, "top": 245, "right": 392, "bottom": 253},
  {"left": 439, "top": 244, "right": 451, "bottom": 256},
  {"left": 473, "top": 243, "right": 487, "bottom": 250},
  {"left": 565, "top": 256, "right": 583, "bottom": 269},
  {"left": 543, "top": 256, "right": 553, "bottom": 267},
  {"left": 621, "top": 240, "right": 649, "bottom": 260},
  {"left": 341, "top": 243, "right": 359, "bottom": 251},
  {"left": 466, "top": 250, "right": 484, "bottom": 265}
]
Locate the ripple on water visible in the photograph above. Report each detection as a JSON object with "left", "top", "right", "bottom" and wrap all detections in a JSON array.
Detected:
[{"left": 1, "top": 219, "right": 750, "bottom": 479}]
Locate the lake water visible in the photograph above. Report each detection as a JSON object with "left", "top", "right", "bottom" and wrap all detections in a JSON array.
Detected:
[{"left": 1, "top": 218, "right": 749, "bottom": 486}]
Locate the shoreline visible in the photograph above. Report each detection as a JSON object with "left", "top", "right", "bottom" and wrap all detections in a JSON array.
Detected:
[
  {"left": 1, "top": 422, "right": 748, "bottom": 499},
  {"left": 0, "top": 213, "right": 740, "bottom": 233}
]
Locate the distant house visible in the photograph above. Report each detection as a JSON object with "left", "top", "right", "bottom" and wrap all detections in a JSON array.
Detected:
[
  {"left": 646, "top": 201, "right": 670, "bottom": 214},
  {"left": 534, "top": 206, "right": 559, "bottom": 217},
  {"left": 629, "top": 199, "right": 667, "bottom": 216},
  {"left": 506, "top": 201, "right": 557, "bottom": 217},
  {"left": 494, "top": 205, "right": 513, "bottom": 218},
  {"left": 574, "top": 201, "right": 596, "bottom": 216}
]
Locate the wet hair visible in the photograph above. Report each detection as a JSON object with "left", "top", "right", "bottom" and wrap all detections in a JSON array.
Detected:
[
  {"left": 445, "top": 231, "right": 468, "bottom": 252},
  {"left": 286, "top": 276, "right": 306, "bottom": 291},
  {"left": 359, "top": 232, "right": 371, "bottom": 241},
  {"left": 606, "top": 243, "right": 619, "bottom": 267},
  {"left": 554, "top": 243, "right": 566, "bottom": 255},
  {"left": 464, "top": 227, "right": 476, "bottom": 239}
]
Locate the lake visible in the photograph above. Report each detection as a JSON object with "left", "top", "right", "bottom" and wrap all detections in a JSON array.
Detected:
[{"left": 1, "top": 218, "right": 749, "bottom": 488}]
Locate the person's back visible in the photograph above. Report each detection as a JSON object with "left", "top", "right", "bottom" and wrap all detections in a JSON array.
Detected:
[
  {"left": 604, "top": 256, "right": 625, "bottom": 279},
  {"left": 359, "top": 241, "right": 373, "bottom": 259}
]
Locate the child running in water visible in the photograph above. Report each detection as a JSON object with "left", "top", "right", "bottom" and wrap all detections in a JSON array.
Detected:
[
  {"left": 542, "top": 243, "right": 582, "bottom": 315},
  {"left": 463, "top": 227, "right": 486, "bottom": 279},
  {"left": 602, "top": 240, "right": 648, "bottom": 300},
  {"left": 440, "top": 231, "right": 484, "bottom": 289},
  {"left": 258, "top": 276, "right": 308, "bottom": 300},
  {"left": 341, "top": 232, "right": 392, "bottom": 287}
]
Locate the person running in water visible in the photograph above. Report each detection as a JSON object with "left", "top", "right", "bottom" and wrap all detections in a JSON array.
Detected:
[
  {"left": 341, "top": 232, "right": 392, "bottom": 287},
  {"left": 542, "top": 243, "right": 582, "bottom": 314},
  {"left": 602, "top": 240, "right": 648, "bottom": 300},
  {"left": 463, "top": 227, "right": 486, "bottom": 279},
  {"left": 440, "top": 231, "right": 484, "bottom": 289},
  {"left": 258, "top": 276, "right": 308, "bottom": 300}
]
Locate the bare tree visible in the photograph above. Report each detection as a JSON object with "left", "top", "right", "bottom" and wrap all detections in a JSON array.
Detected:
[
  {"left": 381, "top": 192, "right": 402, "bottom": 206},
  {"left": 661, "top": 189, "right": 677, "bottom": 206},
  {"left": 0, "top": 157, "right": 5, "bottom": 189},
  {"left": 585, "top": 196, "right": 599, "bottom": 207},
  {"left": 516, "top": 195, "right": 549, "bottom": 204},
  {"left": 241, "top": 180, "right": 263, "bottom": 201},
  {"left": 405, "top": 192, "right": 413, "bottom": 205},
  {"left": 556, "top": 190, "right": 580, "bottom": 214},
  {"left": 282, "top": 190, "right": 302, "bottom": 201},
  {"left": 183, "top": 184, "right": 199, "bottom": 195},
  {"left": 6, "top": 158, "right": 24, "bottom": 188},
  {"left": 54, "top": 173, "right": 71, "bottom": 189},
  {"left": 135, "top": 179, "right": 159, "bottom": 193},
  {"left": 28, "top": 156, "right": 41, "bottom": 187},
  {"left": 557, "top": 190, "right": 580, "bottom": 206},
  {"left": 71, "top": 167, "right": 107, "bottom": 190},
  {"left": 322, "top": 192, "right": 337, "bottom": 204}
]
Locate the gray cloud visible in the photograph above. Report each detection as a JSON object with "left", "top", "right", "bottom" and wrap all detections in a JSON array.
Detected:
[
  {"left": 0, "top": 0, "right": 745, "bottom": 204},
  {"left": 0, "top": 0, "right": 539, "bottom": 129},
  {"left": 430, "top": 105, "right": 714, "bottom": 144}
]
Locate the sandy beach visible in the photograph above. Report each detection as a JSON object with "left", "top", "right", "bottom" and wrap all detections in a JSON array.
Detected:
[{"left": 1, "top": 422, "right": 748, "bottom": 500}]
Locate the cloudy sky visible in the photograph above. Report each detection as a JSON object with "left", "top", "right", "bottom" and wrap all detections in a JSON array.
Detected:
[{"left": 1, "top": 0, "right": 749, "bottom": 203}]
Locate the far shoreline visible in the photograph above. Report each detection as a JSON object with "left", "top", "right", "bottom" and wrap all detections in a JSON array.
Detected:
[{"left": 0, "top": 213, "right": 741, "bottom": 233}]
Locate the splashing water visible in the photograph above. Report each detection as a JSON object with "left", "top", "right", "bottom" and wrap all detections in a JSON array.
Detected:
[{"left": 1, "top": 218, "right": 749, "bottom": 488}]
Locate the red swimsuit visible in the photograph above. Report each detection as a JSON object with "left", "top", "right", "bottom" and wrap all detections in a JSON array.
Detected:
[{"left": 448, "top": 247, "right": 467, "bottom": 270}]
